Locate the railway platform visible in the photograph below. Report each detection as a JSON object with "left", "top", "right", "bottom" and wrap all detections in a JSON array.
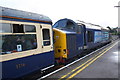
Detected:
[{"left": 40, "top": 40, "right": 119, "bottom": 80}]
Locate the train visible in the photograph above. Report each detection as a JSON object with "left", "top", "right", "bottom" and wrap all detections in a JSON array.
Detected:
[
  {"left": 53, "top": 19, "right": 111, "bottom": 64},
  {"left": 0, "top": 6, "right": 111, "bottom": 79}
]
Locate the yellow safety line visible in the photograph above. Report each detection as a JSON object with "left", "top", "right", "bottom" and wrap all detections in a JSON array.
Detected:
[
  {"left": 58, "top": 47, "right": 107, "bottom": 80},
  {"left": 58, "top": 43, "right": 112, "bottom": 80},
  {"left": 58, "top": 41, "right": 118, "bottom": 80},
  {"left": 66, "top": 42, "right": 117, "bottom": 80},
  {"left": 58, "top": 57, "right": 94, "bottom": 80}
]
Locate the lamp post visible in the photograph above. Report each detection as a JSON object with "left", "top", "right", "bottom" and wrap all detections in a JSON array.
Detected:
[{"left": 114, "top": 5, "right": 120, "bottom": 38}]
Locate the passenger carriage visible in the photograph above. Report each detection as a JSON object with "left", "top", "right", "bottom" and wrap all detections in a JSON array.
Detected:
[{"left": 0, "top": 7, "right": 54, "bottom": 79}]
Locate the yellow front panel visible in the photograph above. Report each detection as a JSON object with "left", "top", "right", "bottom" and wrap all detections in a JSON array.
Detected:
[{"left": 53, "top": 28, "right": 67, "bottom": 58}]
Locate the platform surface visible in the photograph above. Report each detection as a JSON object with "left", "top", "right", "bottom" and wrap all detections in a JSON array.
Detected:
[{"left": 42, "top": 40, "right": 119, "bottom": 80}]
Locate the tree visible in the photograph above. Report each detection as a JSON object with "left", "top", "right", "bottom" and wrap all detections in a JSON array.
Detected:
[{"left": 107, "top": 26, "right": 112, "bottom": 31}]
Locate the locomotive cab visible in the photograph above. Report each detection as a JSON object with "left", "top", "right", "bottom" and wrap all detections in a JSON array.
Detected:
[{"left": 53, "top": 19, "right": 85, "bottom": 64}]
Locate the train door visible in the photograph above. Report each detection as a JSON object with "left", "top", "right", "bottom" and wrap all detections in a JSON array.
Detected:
[
  {"left": 82, "top": 24, "right": 87, "bottom": 49},
  {"left": 40, "top": 24, "right": 53, "bottom": 53}
]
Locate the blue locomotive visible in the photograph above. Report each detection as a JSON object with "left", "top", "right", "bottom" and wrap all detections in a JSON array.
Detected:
[{"left": 53, "top": 18, "right": 111, "bottom": 64}]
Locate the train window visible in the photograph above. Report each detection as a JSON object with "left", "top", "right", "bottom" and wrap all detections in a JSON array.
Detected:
[
  {"left": 42, "top": 29, "right": 50, "bottom": 46},
  {"left": 25, "top": 25, "right": 36, "bottom": 32},
  {"left": 13, "top": 24, "right": 24, "bottom": 33},
  {"left": 0, "top": 34, "right": 37, "bottom": 55},
  {"left": 53, "top": 20, "right": 67, "bottom": 28},
  {"left": 102, "top": 32, "right": 109, "bottom": 40},
  {"left": 66, "top": 21, "right": 75, "bottom": 31},
  {"left": 87, "top": 31, "right": 93, "bottom": 42},
  {"left": 76, "top": 26, "right": 81, "bottom": 34},
  {"left": 0, "top": 23, "right": 12, "bottom": 33},
  {"left": 53, "top": 22, "right": 59, "bottom": 28},
  {"left": 53, "top": 20, "right": 76, "bottom": 31}
]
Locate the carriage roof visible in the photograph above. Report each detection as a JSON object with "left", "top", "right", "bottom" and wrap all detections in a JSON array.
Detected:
[{"left": 0, "top": 6, "right": 52, "bottom": 24}]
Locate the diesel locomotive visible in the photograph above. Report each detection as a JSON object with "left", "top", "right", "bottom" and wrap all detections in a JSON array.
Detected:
[
  {"left": 53, "top": 19, "right": 111, "bottom": 64},
  {"left": 0, "top": 7, "right": 111, "bottom": 79}
]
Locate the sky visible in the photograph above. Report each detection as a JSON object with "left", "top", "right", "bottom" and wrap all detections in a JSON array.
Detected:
[{"left": 0, "top": 0, "right": 119, "bottom": 28}]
